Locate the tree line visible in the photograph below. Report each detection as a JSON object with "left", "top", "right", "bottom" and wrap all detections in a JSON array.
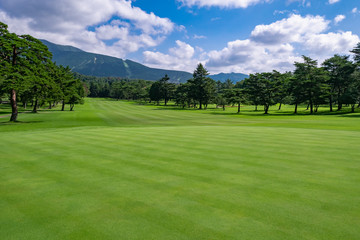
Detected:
[
  {"left": 75, "top": 73, "right": 153, "bottom": 100},
  {"left": 76, "top": 43, "right": 360, "bottom": 115},
  {"left": 148, "top": 44, "right": 360, "bottom": 114},
  {"left": 0, "top": 22, "right": 85, "bottom": 121}
]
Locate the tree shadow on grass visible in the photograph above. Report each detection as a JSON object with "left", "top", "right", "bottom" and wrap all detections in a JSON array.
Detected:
[
  {"left": 0, "top": 120, "right": 43, "bottom": 125},
  {"left": 340, "top": 113, "right": 360, "bottom": 118}
]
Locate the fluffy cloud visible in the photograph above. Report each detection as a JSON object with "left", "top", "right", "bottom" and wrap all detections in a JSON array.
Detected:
[
  {"left": 0, "top": 0, "right": 175, "bottom": 58},
  {"left": 251, "top": 14, "right": 329, "bottom": 44},
  {"left": 143, "top": 40, "right": 199, "bottom": 72},
  {"left": 328, "top": 0, "right": 340, "bottom": 4},
  {"left": 206, "top": 14, "right": 359, "bottom": 74},
  {"left": 304, "top": 31, "right": 359, "bottom": 57},
  {"left": 177, "top": 0, "right": 270, "bottom": 8},
  {"left": 352, "top": 8, "right": 359, "bottom": 14},
  {"left": 206, "top": 40, "right": 299, "bottom": 73},
  {"left": 334, "top": 15, "right": 346, "bottom": 24}
]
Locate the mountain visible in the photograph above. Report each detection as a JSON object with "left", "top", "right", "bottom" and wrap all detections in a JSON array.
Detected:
[
  {"left": 41, "top": 40, "right": 192, "bottom": 83},
  {"left": 209, "top": 72, "right": 249, "bottom": 83},
  {"left": 42, "top": 40, "right": 249, "bottom": 84}
]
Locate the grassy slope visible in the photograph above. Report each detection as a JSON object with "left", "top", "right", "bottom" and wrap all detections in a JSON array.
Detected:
[{"left": 1, "top": 99, "right": 360, "bottom": 240}]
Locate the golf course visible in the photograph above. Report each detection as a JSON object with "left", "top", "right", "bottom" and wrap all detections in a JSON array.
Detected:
[{"left": 1, "top": 99, "right": 359, "bottom": 239}]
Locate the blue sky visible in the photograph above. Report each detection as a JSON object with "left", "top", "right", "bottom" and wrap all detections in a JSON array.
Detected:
[{"left": 0, "top": 0, "right": 359, "bottom": 74}]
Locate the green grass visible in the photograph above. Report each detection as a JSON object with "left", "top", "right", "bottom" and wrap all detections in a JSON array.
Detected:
[{"left": 1, "top": 99, "right": 360, "bottom": 239}]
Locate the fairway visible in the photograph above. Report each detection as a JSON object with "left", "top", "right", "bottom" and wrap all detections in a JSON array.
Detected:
[{"left": 1, "top": 99, "right": 360, "bottom": 240}]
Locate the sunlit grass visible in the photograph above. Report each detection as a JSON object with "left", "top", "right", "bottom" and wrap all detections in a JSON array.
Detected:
[{"left": 1, "top": 99, "right": 359, "bottom": 239}]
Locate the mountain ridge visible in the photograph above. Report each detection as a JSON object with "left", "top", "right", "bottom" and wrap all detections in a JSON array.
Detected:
[{"left": 41, "top": 40, "right": 249, "bottom": 83}]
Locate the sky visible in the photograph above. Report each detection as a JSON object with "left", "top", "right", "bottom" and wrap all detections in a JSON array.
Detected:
[{"left": 0, "top": 0, "right": 359, "bottom": 74}]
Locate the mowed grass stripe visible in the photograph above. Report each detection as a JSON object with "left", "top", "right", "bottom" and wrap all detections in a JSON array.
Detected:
[{"left": 2, "top": 122, "right": 360, "bottom": 239}]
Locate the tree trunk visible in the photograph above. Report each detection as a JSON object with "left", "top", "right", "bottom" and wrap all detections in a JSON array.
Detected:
[
  {"left": 264, "top": 105, "right": 269, "bottom": 114},
  {"left": 338, "top": 90, "right": 342, "bottom": 110},
  {"left": 294, "top": 103, "right": 298, "bottom": 114},
  {"left": 338, "top": 103, "right": 342, "bottom": 111},
  {"left": 23, "top": 101, "right": 27, "bottom": 109},
  {"left": 255, "top": 105, "right": 258, "bottom": 111},
  {"left": 237, "top": 103, "right": 240, "bottom": 113},
  {"left": 310, "top": 98, "right": 313, "bottom": 114},
  {"left": 199, "top": 101, "right": 202, "bottom": 109},
  {"left": 329, "top": 96, "right": 333, "bottom": 112},
  {"left": 61, "top": 100, "right": 65, "bottom": 111},
  {"left": 10, "top": 89, "right": 18, "bottom": 122},
  {"left": 32, "top": 99, "right": 38, "bottom": 113},
  {"left": 49, "top": 102, "right": 52, "bottom": 109},
  {"left": 70, "top": 104, "right": 74, "bottom": 111},
  {"left": 222, "top": 105, "right": 225, "bottom": 111},
  {"left": 351, "top": 104, "right": 355, "bottom": 113},
  {"left": 278, "top": 103, "right": 282, "bottom": 110}
]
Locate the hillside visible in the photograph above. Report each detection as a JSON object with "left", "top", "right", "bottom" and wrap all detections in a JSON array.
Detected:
[
  {"left": 42, "top": 40, "right": 248, "bottom": 84},
  {"left": 210, "top": 72, "right": 249, "bottom": 82},
  {"left": 41, "top": 40, "right": 193, "bottom": 83}
]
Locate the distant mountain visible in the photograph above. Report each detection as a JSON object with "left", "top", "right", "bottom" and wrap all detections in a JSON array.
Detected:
[
  {"left": 209, "top": 72, "right": 249, "bottom": 83},
  {"left": 42, "top": 40, "right": 248, "bottom": 84},
  {"left": 41, "top": 40, "right": 192, "bottom": 83}
]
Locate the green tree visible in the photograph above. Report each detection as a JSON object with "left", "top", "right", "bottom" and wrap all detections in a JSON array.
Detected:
[
  {"left": 350, "top": 42, "right": 360, "bottom": 64},
  {"left": 242, "top": 75, "right": 262, "bottom": 111},
  {"left": 322, "top": 55, "right": 356, "bottom": 111},
  {"left": 110, "top": 81, "right": 124, "bottom": 100},
  {"left": 274, "top": 71, "right": 291, "bottom": 110},
  {"left": 66, "top": 80, "right": 85, "bottom": 111},
  {"left": 149, "top": 81, "right": 162, "bottom": 105},
  {"left": 188, "top": 63, "right": 216, "bottom": 109},
  {"left": 294, "top": 56, "right": 328, "bottom": 114},
  {"left": 174, "top": 83, "right": 190, "bottom": 109},
  {"left": 0, "top": 22, "right": 52, "bottom": 121},
  {"left": 244, "top": 72, "right": 279, "bottom": 114},
  {"left": 215, "top": 93, "right": 228, "bottom": 111},
  {"left": 159, "top": 74, "right": 175, "bottom": 106},
  {"left": 224, "top": 88, "right": 244, "bottom": 113}
]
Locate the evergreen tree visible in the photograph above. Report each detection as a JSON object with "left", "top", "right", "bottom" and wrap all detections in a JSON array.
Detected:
[
  {"left": 350, "top": 42, "right": 360, "bottom": 64},
  {"left": 323, "top": 55, "right": 356, "bottom": 111},
  {"left": 188, "top": 63, "right": 216, "bottom": 109},
  {"left": 0, "top": 22, "right": 53, "bottom": 121},
  {"left": 293, "top": 56, "right": 328, "bottom": 114}
]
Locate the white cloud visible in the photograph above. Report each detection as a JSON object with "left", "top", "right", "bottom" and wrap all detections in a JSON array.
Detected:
[
  {"left": 193, "top": 34, "right": 207, "bottom": 39},
  {"left": 334, "top": 15, "right": 346, "bottom": 24},
  {"left": 287, "top": 0, "right": 311, "bottom": 7},
  {"left": 177, "top": 0, "right": 270, "bottom": 9},
  {"left": 0, "top": 0, "right": 175, "bottom": 58},
  {"left": 206, "top": 14, "right": 359, "bottom": 74},
  {"left": 143, "top": 41, "right": 199, "bottom": 72},
  {"left": 304, "top": 31, "right": 359, "bottom": 58},
  {"left": 352, "top": 8, "right": 359, "bottom": 14},
  {"left": 328, "top": 0, "right": 340, "bottom": 4},
  {"left": 251, "top": 14, "right": 329, "bottom": 45},
  {"left": 206, "top": 40, "right": 300, "bottom": 73}
]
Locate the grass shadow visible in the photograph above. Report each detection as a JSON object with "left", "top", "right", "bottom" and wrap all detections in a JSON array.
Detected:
[{"left": 0, "top": 120, "right": 43, "bottom": 125}]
